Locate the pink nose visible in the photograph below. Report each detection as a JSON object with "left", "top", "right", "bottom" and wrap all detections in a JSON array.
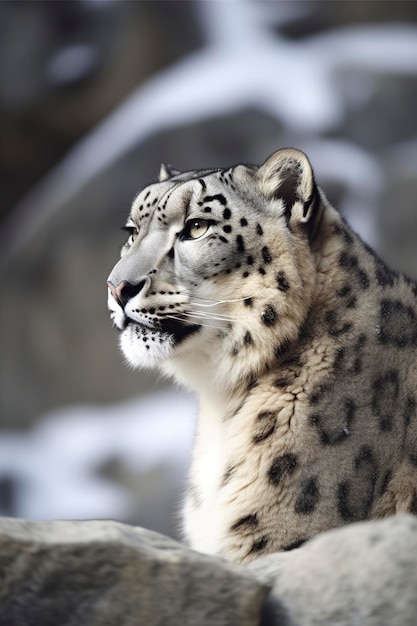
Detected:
[{"left": 107, "top": 280, "right": 139, "bottom": 309}]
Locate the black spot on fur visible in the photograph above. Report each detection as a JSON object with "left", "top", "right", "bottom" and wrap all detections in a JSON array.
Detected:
[
  {"left": 268, "top": 453, "right": 298, "bottom": 486},
  {"left": 294, "top": 477, "right": 320, "bottom": 515},
  {"left": 244, "top": 330, "right": 253, "bottom": 345},
  {"left": 372, "top": 370, "right": 400, "bottom": 431},
  {"left": 276, "top": 271, "right": 290, "bottom": 292},
  {"left": 205, "top": 193, "right": 227, "bottom": 206},
  {"left": 249, "top": 537, "right": 269, "bottom": 555},
  {"left": 262, "top": 305, "right": 277, "bottom": 326},
  {"left": 253, "top": 411, "right": 277, "bottom": 443},
  {"left": 240, "top": 218, "right": 248, "bottom": 227},
  {"left": 236, "top": 235, "right": 245, "bottom": 253},
  {"left": 256, "top": 223, "right": 263, "bottom": 236},
  {"left": 223, "top": 208, "right": 231, "bottom": 219},
  {"left": 230, "top": 514, "right": 258, "bottom": 532},
  {"left": 262, "top": 246, "right": 272, "bottom": 264},
  {"left": 246, "top": 255, "right": 254, "bottom": 265},
  {"left": 379, "top": 299, "right": 417, "bottom": 348},
  {"left": 223, "top": 225, "right": 232, "bottom": 233},
  {"left": 355, "top": 445, "right": 374, "bottom": 467},
  {"left": 244, "top": 297, "right": 253, "bottom": 307},
  {"left": 258, "top": 267, "right": 266, "bottom": 276},
  {"left": 338, "top": 446, "right": 377, "bottom": 521},
  {"left": 219, "top": 236, "right": 229, "bottom": 244},
  {"left": 339, "top": 251, "right": 357, "bottom": 268}
]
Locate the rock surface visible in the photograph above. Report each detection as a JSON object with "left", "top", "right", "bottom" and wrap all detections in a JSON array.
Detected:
[
  {"left": 0, "top": 515, "right": 416, "bottom": 625},
  {"left": 0, "top": 517, "right": 268, "bottom": 626},
  {"left": 252, "top": 514, "right": 417, "bottom": 626}
]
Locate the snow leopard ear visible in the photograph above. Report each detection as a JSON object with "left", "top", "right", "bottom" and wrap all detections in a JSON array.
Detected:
[
  {"left": 159, "top": 163, "right": 181, "bottom": 181},
  {"left": 258, "top": 148, "right": 320, "bottom": 228}
]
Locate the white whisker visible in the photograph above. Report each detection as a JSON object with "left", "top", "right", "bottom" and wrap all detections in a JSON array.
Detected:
[
  {"left": 159, "top": 312, "right": 229, "bottom": 331},
  {"left": 186, "top": 311, "right": 234, "bottom": 322},
  {"left": 190, "top": 288, "right": 265, "bottom": 307}
]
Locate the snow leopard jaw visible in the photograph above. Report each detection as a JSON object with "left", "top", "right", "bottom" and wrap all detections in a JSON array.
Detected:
[{"left": 123, "top": 316, "right": 200, "bottom": 345}]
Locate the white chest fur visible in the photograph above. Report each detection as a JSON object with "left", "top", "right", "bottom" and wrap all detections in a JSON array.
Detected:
[{"left": 182, "top": 394, "right": 233, "bottom": 555}]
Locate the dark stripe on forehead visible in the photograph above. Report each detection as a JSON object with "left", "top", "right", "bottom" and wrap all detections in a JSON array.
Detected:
[{"left": 204, "top": 194, "right": 227, "bottom": 206}]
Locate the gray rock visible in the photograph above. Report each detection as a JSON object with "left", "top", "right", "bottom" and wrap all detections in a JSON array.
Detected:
[
  {"left": 0, "top": 515, "right": 416, "bottom": 625},
  {"left": 250, "top": 514, "right": 417, "bottom": 626},
  {"left": 0, "top": 517, "right": 268, "bottom": 626}
]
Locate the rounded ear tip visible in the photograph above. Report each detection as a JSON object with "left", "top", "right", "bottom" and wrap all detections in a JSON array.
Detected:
[
  {"left": 258, "top": 147, "right": 318, "bottom": 224},
  {"left": 259, "top": 147, "right": 312, "bottom": 177}
]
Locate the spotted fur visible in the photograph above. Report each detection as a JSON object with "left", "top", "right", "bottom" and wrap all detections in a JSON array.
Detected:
[{"left": 107, "top": 148, "right": 417, "bottom": 563}]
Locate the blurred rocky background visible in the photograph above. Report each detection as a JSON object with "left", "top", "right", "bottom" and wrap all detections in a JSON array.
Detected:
[{"left": 0, "top": 0, "right": 416, "bottom": 538}]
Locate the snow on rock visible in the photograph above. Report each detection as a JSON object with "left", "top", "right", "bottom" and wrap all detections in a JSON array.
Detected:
[{"left": 0, "top": 390, "right": 196, "bottom": 522}]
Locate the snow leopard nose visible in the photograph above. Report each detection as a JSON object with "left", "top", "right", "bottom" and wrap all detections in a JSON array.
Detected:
[{"left": 107, "top": 280, "right": 146, "bottom": 309}]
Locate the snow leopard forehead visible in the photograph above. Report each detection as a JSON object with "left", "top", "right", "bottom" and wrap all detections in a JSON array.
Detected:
[{"left": 128, "top": 163, "right": 259, "bottom": 236}]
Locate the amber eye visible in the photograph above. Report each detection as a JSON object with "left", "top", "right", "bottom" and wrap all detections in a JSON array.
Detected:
[{"left": 182, "top": 219, "right": 210, "bottom": 240}]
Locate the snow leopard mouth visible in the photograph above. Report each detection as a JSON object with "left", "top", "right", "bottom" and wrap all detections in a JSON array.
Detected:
[{"left": 124, "top": 316, "right": 200, "bottom": 345}]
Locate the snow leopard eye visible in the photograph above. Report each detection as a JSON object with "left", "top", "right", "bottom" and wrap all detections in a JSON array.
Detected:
[
  {"left": 181, "top": 218, "right": 211, "bottom": 240},
  {"left": 121, "top": 223, "right": 139, "bottom": 246}
]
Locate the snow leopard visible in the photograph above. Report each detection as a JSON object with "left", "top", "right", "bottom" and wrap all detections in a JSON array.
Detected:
[{"left": 107, "top": 147, "right": 417, "bottom": 564}]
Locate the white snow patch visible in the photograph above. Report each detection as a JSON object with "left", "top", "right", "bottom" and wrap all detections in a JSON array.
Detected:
[{"left": 0, "top": 390, "right": 196, "bottom": 521}]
